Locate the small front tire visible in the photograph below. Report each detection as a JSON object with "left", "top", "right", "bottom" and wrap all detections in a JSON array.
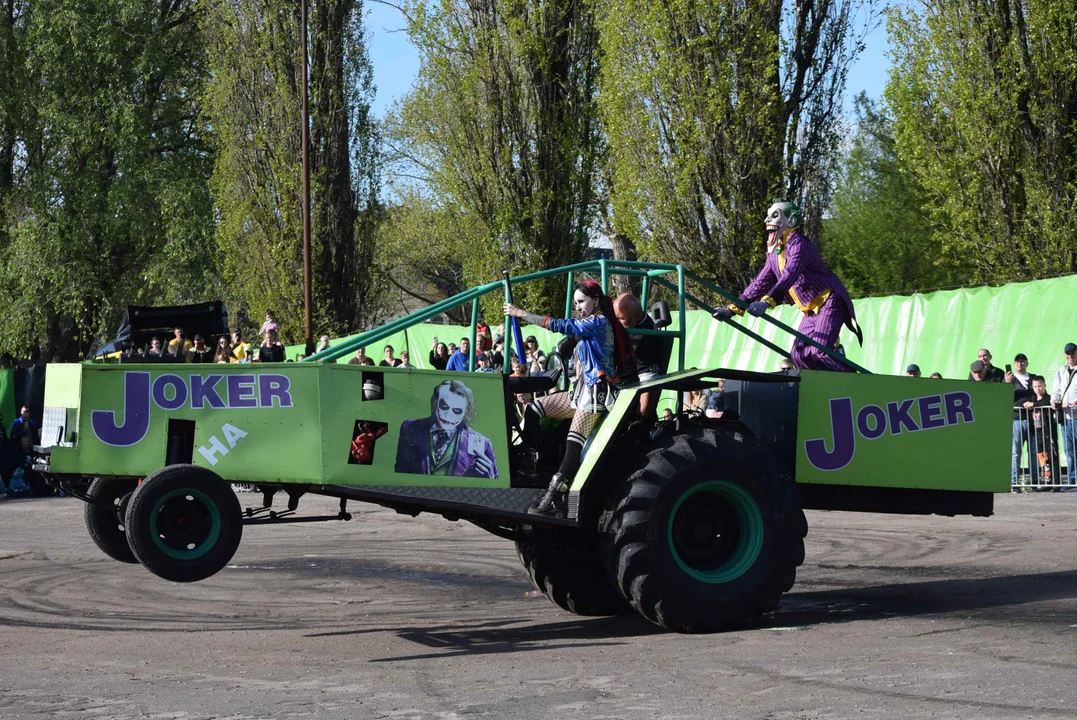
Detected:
[
  {"left": 125, "top": 465, "right": 243, "bottom": 583},
  {"left": 84, "top": 477, "right": 140, "bottom": 564}
]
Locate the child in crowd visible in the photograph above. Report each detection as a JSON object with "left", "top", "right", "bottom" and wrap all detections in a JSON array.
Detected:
[
  {"left": 1024, "top": 375, "right": 1059, "bottom": 485},
  {"left": 259, "top": 311, "right": 279, "bottom": 338}
]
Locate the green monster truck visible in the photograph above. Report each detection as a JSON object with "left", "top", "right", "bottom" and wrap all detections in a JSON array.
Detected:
[{"left": 33, "top": 261, "right": 1010, "bottom": 633}]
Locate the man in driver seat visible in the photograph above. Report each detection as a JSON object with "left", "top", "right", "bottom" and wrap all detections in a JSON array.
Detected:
[{"left": 615, "top": 293, "right": 671, "bottom": 420}]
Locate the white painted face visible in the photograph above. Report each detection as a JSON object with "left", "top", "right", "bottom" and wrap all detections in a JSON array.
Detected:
[
  {"left": 435, "top": 386, "right": 468, "bottom": 433},
  {"left": 573, "top": 290, "right": 599, "bottom": 318},
  {"left": 765, "top": 202, "right": 800, "bottom": 248}
]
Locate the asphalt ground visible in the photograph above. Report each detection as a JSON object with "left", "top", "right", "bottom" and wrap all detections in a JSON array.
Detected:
[{"left": 1, "top": 492, "right": 1075, "bottom": 719}]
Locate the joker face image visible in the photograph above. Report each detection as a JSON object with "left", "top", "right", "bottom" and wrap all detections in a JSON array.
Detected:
[
  {"left": 394, "top": 380, "right": 499, "bottom": 478},
  {"left": 434, "top": 383, "right": 470, "bottom": 434}
]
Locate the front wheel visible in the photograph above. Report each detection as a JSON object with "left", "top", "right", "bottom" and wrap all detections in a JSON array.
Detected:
[
  {"left": 84, "top": 477, "right": 140, "bottom": 563},
  {"left": 125, "top": 465, "right": 243, "bottom": 583},
  {"left": 600, "top": 427, "right": 806, "bottom": 633}
]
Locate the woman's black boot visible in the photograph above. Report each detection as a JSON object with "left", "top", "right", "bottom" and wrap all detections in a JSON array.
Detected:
[{"left": 528, "top": 472, "right": 568, "bottom": 517}]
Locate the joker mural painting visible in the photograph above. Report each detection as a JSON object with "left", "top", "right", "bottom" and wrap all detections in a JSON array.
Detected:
[
  {"left": 394, "top": 380, "right": 499, "bottom": 478},
  {"left": 713, "top": 201, "right": 863, "bottom": 371}
]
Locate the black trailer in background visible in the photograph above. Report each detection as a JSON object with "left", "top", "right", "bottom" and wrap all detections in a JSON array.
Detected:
[{"left": 92, "top": 302, "right": 229, "bottom": 358}]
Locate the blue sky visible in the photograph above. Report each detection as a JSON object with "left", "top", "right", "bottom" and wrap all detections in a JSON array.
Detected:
[{"left": 365, "top": 3, "right": 892, "bottom": 121}]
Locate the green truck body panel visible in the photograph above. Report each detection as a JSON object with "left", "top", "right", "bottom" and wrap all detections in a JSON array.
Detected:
[
  {"left": 794, "top": 370, "right": 1011, "bottom": 493},
  {"left": 49, "top": 363, "right": 510, "bottom": 489},
  {"left": 46, "top": 362, "right": 1010, "bottom": 498}
]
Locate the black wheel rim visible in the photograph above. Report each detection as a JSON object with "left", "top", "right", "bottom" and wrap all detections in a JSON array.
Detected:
[
  {"left": 149, "top": 489, "right": 221, "bottom": 560},
  {"left": 667, "top": 481, "right": 763, "bottom": 583}
]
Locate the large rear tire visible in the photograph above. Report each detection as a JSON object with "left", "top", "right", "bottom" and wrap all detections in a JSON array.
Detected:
[
  {"left": 84, "top": 477, "right": 140, "bottom": 564},
  {"left": 516, "top": 538, "right": 632, "bottom": 616},
  {"left": 600, "top": 427, "right": 806, "bottom": 633},
  {"left": 125, "top": 465, "right": 243, "bottom": 583}
]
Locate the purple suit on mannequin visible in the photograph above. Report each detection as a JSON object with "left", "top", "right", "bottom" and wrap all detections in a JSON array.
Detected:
[{"left": 716, "top": 202, "right": 860, "bottom": 372}]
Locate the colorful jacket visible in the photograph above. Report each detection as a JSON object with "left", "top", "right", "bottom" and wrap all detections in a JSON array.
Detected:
[
  {"left": 544, "top": 314, "right": 615, "bottom": 388},
  {"left": 740, "top": 229, "right": 855, "bottom": 319}
]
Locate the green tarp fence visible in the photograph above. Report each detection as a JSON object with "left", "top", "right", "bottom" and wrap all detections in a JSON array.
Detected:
[
  {"left": 288, "top": 273, "right": 1077, "bottom": 384},
  {"left": 0, "top": 369, "right": 13, "bottom": 429}
]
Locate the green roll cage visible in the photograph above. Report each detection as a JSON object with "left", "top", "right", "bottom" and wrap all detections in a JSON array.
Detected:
[{"left": 301, "top": 260, "right": 869, "bottom": 375}]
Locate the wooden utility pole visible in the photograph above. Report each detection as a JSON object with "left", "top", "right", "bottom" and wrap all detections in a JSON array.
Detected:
[{"left": 300, "top": 0, "right": 314, "bottom": 356}]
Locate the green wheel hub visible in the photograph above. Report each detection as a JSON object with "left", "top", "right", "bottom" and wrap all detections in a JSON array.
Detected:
[
  {"left": 149, "top": 488, "right": 222, "bottom": 561},
  {"left": 667, "top": 481, "right": 764, "bottom": 583}
]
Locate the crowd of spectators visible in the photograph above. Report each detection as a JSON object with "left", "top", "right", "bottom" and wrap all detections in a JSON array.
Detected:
[{"left": 116, "top": 311, "right": 293, "bottom": 364}]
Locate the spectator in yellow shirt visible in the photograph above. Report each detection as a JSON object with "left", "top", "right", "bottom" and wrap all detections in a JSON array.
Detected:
[
  {"left": 229, "top": 329, "right": 249, "bottom": 363},
  {"left": 168, "top": 328, "right": 192, "bottom": 361}
]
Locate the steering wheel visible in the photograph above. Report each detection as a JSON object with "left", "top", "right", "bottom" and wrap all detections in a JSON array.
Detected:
[{"left": 542, "top": 351, "right": 571, "bottom": 393}]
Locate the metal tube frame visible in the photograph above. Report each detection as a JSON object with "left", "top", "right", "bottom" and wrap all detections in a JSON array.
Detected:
[
  {"left": 468, "top": 298, "right": 479, "bottom": 372},
  {"left": 300, "top": 260, "right": 869, "bottom": 375}
]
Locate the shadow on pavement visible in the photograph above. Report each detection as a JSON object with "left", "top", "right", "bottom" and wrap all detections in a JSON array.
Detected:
[
  {"left": 308, "top": 615, "right": 662, "bottom": 661},
  {"left": 765, "top": 569, "right": 1077, "bottom": 629},
  {"left": 332, "top": 569, "right": 1077, "bottom": 660}
]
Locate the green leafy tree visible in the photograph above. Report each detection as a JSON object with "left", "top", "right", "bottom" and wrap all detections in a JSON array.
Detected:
[
  {"left": 204, "top": 0, "right": 385, "bottom": 342},
  {"left": 598, "top": 0, "right": 877, "bottom": 296},
  {"left": 375, "top": 189, "right": 472, "bottom": 320},
  {"left": 887, "top": 1, "right": 1077, "bottom": 283},
  {"left": 0, "top": 0, "right": 217, "bottom": 362},
  {"left": 0, "top": 0, "right": 29, "bottom": 201},
  {"left": 385, "top": 0, "right": 603, "bottom": 313},
  {"left": 823, "top": 93, "right": 968, "bottom": 297}
]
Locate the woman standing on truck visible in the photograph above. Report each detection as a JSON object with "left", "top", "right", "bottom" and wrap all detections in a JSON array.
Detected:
[{"left": 504, "top": 280, "right": 632, "bottom": 517}]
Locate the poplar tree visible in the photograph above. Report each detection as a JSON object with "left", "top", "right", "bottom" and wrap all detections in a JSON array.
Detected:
[
  {"left": 824, "top": 94, "right": 968, "bottom": 297},
  {"left": 204, "top": 0, "right": 384, "bottom": 341},
  {"left": 887, "top": 0, "right": 1077, "bottom": 282},
  {"left": 384, "top": 0, "right": 603, "bottom": 311},
  {"left": 598, "top": 0, "right": 875, "bottom": 294}
]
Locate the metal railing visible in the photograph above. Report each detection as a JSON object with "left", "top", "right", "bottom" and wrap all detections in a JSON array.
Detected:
[
  {"left": 1011, "top": 406, "right": 1077, "bottom": 491},
  {"left": 300, "top": 260, "right": 868, "bottom": 375}
]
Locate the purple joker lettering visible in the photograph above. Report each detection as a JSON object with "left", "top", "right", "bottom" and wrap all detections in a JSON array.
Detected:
[
  {"left": 91, "top": 371, "right": 293, "bottom": 446},
  {"left": 856, "top": 405, "right": 887, "bottom": 440},
  {"left": 805, "top": 391, "right": 977, "bottom": 472},
  {"left": 91, "top": 372, "right": 151, "bottom": 447},
  {"left": 804, "top": 398, "right": 856, "bottom": 471},
  {"left": 152, "top": 374, "right": 188, "bottom": 410},
  {"left": 918, "top": 395, "right": 945, "bottom": 430},
  {"left": 259, "top": 374, "right": 293, "bottom": 408},
  {"left": 227, "top": 374, "right": 258, "bottom": 408},
  {"left": 190, "top": 375, "right": 226, "bottom": 409},
  {"left": 886, "top": 399, "right": 919, "bottom": 435},
  {"left": 944, "top": 391, "right": 974, "bottom": 425}
]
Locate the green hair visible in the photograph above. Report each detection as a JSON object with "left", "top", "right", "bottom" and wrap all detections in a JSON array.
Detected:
[{"left": 774, "top": 200, "right": 803, "bottom": 227}]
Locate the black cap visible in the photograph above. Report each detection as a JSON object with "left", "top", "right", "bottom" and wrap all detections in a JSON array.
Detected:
[
  {"left": 906, "top": 364, "right": 920, "bottom": 373},
  {"left": 970, "top": 360, "right": 986, "bottom": 373},
  {"left": 1066, "top": 343, "right": 1077, "bottom": 354},
  {"left": 1014, "top": 353, "right": 1028, "bottom": 362}
]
